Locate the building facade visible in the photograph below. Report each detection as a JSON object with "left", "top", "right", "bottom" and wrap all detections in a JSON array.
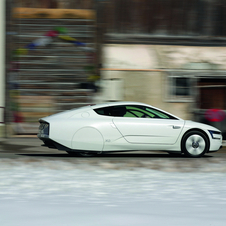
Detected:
[
  {"left": 97, "top": 0, "right": 226, "bottom": 139},
  {"left": 2, "top": 0, "right": 226, "bottom": 138},
  {"left": 5, "top": 0, "right": 97, "bottom": 135}
]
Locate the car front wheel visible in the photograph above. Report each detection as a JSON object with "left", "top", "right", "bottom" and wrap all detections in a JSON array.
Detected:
[{"left": 181, "top": 130, "right": 209, "bottom": 158}]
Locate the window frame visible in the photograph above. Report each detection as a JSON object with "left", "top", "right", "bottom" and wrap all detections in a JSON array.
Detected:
[
  {"left": 94, "top": 104, "right": 178, "bottom": 120},
  {"left": 166, "top": 73, "right": 195, "bottom": 103}
]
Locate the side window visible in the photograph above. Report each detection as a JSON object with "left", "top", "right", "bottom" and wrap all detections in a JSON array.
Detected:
[
  {"left": 94, "top": 105, "right": 177, "bottom": 119},
  {"left": 124, "top": 111, "right": 136, "bottom": 117},
  {"left": 94, "top": 106, "right": 127, "bottom": 117},
  {"left": 95, "top": 109, "right": 105, "bottom": 115},
  {"left": 129, "top": 110, "right": 144, "bottom": 118},
  {"left": 144, "top": 106, "right": 177, "bottom": 119},
  {"left": 126, "top": 105, "right": 177, "bottom": 119},
  {"left": 94, "top": 108, "right": 107, "bottom": 116},
  {"left": 111, "top": 106, "right": 127, "bottom": 116},
  {"left": 125, "top": 106, "right": 155, "bottom": 118},
  {"left": 145, "top": 107, "right": 170, "bottom": 119}
]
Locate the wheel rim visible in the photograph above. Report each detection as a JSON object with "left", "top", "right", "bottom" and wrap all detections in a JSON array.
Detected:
[{"left": 185, "top": 134, "right": 206, "bottom": 156}]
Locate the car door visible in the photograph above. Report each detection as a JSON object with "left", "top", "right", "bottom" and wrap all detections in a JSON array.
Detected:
[
  {"left": 113, "top": 117, "right": 184, "bottom": 144},
  {"left": 112, "top": 104, "right": 185, "bottom": 144}
]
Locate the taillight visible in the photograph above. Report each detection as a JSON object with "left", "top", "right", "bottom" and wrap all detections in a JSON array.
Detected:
[{"left": 38, "top": 122, "right": 49, "bottom": 137}]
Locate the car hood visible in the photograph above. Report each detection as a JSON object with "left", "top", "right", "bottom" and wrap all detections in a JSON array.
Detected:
[{"left": 185, "top": 120, "right": 221, "bottom": 132}]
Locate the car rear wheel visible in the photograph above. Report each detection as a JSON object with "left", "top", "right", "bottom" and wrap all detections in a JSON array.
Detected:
[{"left": 181, "top": 130, "right": 209, "bottom": 158}]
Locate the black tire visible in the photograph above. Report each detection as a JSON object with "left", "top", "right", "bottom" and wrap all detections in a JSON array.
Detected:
[{"left": 181, "top": 130, "right": 209, "bottom": 158}]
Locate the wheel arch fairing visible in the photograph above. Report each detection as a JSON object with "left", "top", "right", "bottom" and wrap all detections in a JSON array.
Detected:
[
  {"left": 71, "top": 126, "right": 104, "bottom": 151},
  {"left": 46, "top": 110, "right": 125, "bottom": 151}
]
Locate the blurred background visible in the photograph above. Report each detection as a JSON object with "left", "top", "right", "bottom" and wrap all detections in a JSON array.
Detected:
[{"left": 1, "top": 0, "right": 226, "bottom": 139}]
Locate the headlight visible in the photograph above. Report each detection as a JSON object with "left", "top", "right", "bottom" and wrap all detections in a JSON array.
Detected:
[{"left": 208, "top": 130, "right": 222, "bottom": 140}]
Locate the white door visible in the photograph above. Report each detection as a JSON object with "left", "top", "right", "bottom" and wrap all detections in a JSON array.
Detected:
[{"left": 113, "top": 118, "right": 184, "bottom": 144}]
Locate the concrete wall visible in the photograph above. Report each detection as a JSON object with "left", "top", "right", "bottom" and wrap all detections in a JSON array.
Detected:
[
  {"left": 102, "top": 70, "right": 162, "bottom": 104},
  {"left": 100, "top": 44, "right": 193, "bottom": 119},
  {"left": 157, "top": 45, "right": 226, "bottom": 70}
]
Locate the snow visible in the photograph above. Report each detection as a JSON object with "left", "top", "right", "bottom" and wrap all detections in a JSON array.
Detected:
[{"left": 0, "top": 158, "right": 226, "bottom": 226}]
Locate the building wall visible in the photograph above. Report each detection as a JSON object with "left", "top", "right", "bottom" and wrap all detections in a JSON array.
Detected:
[
  {"left": 157, "top": 45, "right": 226, "bottom": 70},
  {"left": 100, "top": 44, "right": 194, "bottom": 120},
  {"left": 7, "top": 6, "right": 96, "bottom": 135}
]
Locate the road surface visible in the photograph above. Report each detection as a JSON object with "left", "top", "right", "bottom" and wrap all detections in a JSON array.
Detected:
[{"left": 0, "top": 137, "right": 226, "bottom": 226}]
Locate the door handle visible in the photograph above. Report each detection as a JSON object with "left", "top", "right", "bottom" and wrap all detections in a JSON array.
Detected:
[{"left": 172, "top": 125, "right": 181, "bottom": 129}]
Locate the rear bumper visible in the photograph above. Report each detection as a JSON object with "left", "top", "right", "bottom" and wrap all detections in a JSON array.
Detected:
[{"left": 38, "top": 136, "right": 72, "bottom": 152}]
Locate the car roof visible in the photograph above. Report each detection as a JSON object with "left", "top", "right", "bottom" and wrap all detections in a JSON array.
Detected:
[{"left": 90, "top": 101, "right": 150, "bottom": 109}]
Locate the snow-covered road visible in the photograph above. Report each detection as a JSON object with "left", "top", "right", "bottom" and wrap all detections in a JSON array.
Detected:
[{"left": 0, "top": 158, "right": 226, "bottom": 226}]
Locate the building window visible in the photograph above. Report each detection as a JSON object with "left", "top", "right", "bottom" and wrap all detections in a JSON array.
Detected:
[{"left": 168, "top": 76, "right": 194, "bottom": 102}]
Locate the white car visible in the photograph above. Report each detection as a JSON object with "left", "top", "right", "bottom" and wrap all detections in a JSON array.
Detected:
[{"left": 37, "top": 102, "right": 222, "bottom": 157}]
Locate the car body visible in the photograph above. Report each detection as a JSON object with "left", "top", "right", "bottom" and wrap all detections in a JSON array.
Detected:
[{"left": 37, "top": 101, "right": 222, "bottom": 157}]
